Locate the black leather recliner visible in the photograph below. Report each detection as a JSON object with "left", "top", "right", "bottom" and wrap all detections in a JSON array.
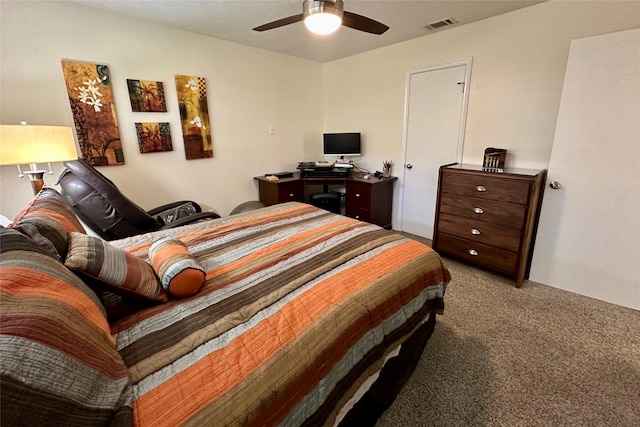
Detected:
[{"left": 57, "top": 159, "right": 220, "bottom": 241}]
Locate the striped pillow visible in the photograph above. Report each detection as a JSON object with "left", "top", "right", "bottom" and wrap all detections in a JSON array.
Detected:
[
  {"left": 149, "top": 236, "right": 206, "bottom": 297},
  {"left": 0, "top": 227, "right": 133, "bottom": 426},
  {"left": 9, "top": 187, "right": 85, "bottom": 260},
  {"left": 65, "top": 232, "right": 168, "bottom": 304}
]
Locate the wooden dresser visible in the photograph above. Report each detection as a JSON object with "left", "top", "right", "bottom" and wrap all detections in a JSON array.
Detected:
[{"left": 432, "top": 164, "right": 547, "bottom": 287}]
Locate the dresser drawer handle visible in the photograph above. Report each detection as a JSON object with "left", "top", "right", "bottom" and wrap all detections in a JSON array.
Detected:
[
  {"left": 468, "top": 249, "right": 478, "bottom": 256},
  {"left": 476, "top": 185, "right": 486, "bottom": 192},
  {"left": 473, "top": 207, "right": 484, "bottom": 214},
  {"left": 355, "top": 193, "right": 361, "bottom": 197},
  {"left": 471, "top": 228, "right": 480, "bottom": 235},
  {"left": 289, "top": 193, "right": 295, "bottom": 197}
]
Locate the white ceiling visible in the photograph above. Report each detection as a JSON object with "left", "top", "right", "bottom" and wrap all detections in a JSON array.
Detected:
[{"left": 70, "top": 0, "right": 544, "bottom": 63}]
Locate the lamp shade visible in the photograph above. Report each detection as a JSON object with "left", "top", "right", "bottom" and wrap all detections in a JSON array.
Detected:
[{"left": 0, "top": 124, "right": 78, "bottom": 165}]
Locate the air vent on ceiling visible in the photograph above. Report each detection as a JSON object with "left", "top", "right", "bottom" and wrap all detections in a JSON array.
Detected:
[{"left": 424, "top": 18, "right": 458, "bottom": 31}]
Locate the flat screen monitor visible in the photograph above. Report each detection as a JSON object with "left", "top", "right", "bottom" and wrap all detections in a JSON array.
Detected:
[{"left": 323, "top": 132, "right": 361, "bottom": 158}]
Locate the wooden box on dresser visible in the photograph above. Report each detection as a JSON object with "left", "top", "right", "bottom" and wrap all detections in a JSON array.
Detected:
[{"left": 432, "top": 164, "right": 547, "bottom": 287}]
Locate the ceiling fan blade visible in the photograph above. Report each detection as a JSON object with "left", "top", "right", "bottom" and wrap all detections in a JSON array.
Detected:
[
  {"left": 253, "top": 14, "right": 304, "bottom": 32},
  {"left": 342, "top": 11, "right": 389, "bottom": 35}
]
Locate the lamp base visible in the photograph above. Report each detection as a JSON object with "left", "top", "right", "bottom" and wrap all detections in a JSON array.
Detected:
[{"left": 24, "top": 170, "right": 45, "bottom": 195}]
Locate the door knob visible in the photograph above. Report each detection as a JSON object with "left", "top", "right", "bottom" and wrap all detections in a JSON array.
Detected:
[
  {"left": 406, "top": 164, "right": 413, "bottom": 169},
  {"left": 549, "top": 181, "right": 562, "bottom": 190}
]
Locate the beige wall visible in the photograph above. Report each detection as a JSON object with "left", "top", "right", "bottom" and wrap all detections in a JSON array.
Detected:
[
  {"left": 2, "top": 0, "right": 639, "bottom": 225},
  {"left": 0, "top": 1, "right": 323, "bottom": 218},
  {"left": 324, "top": 0, "right": 640, "bottom": 226}
]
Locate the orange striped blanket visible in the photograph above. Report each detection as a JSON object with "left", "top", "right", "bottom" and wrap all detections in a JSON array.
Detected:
[{"left": 109, "top": 202, "right": 450, "bottom": 426}]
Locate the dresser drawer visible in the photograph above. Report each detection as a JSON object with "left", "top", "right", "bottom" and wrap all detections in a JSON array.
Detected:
[
  {"left": 435, "top": 234, "right": 518, "bottom": 276},
  {"left": 441, "top": 170, "right": 530, "bottom": 204},
  {"left": 439, "top": 194, "right": 526, "bottom": 228},
  {"left": 437, "top": 214, "right": 521, "bottom": 252}
]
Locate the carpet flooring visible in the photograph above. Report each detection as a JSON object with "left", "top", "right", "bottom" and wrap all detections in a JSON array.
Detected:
[{"left": 376, "top": 241, "right": 640, "bottom": 426}]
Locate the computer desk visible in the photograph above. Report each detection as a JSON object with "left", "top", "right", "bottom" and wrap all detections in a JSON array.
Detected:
[{"left": 253, "top": 172, "right": 397, "bottom": 229}]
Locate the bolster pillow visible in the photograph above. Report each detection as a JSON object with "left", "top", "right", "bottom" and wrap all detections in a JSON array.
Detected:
[{"left": 149, "top": 236, "right": 206, "bottom": 298}]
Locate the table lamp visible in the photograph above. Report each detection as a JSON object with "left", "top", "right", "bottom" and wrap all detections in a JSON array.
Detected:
[{"left": 0, "top": 123, "right": 78, "bottom": 195}]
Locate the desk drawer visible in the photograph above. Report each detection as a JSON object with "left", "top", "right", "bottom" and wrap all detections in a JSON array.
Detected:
[
  {"left": 435, "top": 233, "right": 518, "bottom": 276},
  {"left": 277, "top": 182, "right": 304, "bottom": 202},
  {"left": 345, "top": 182, "right": 372, "bottom": 207},
  {"left": 441, "top": 170, "right": 530, "bottom": 204},
  {"left": 346, "top": 207, "right": 371, "bottom": 222},
  {"left": 345, "top": 182, "right": 372, "bottom": 222},
  {"left": 439, "top": 194, "right": 526, "bottom": 228},
  {"left": 437, "top": 214, "right": 521, "bottom": 252}
]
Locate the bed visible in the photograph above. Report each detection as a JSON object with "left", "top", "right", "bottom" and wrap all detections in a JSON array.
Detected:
[{"left": 0, "top": 189, "right": 450, "bottom": 427}]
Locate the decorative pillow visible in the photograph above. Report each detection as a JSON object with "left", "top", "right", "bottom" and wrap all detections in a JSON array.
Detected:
[
  {"left": 65, "top": 232, "right": 168, "bottom": 304},
  {"left": 0, "top": 224, "right": 61, "bottom": 259},
  {"left": 9, "top": 221, "right": 60, "bottom": 260},
  {"left": 0, "top": 227, "right": 133, "bottom": 426},
  {"left": 149, "top": 236, "right": 206, "bottom": 297},
  {"left": 9, "top": 187, "right": 85, "bottom": 260}
]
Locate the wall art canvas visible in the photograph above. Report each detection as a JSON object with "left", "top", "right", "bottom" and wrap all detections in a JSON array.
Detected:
[
  {"left": 135, "top": 122, "right": 173, "bottom": 153},
  {"left": 127, "top": 79, "right": 167, "bottom": 112},
  {"left": 174, "top": 75, "right": 213, "bottom": 159},
  {"left": 61, "top": 59, "right": 124, "bottom": 166}
]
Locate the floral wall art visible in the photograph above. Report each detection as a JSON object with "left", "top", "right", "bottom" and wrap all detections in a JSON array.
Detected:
[
  {"left": 135, "top": 122, "right": 173, "bottom": 153},
  {"left": 127, "top": 79, "right": 167, "bottom": 112},
  {"left": 174, "top": 75, "right": 213, "bottom": 159},
  {"left": 61, "top": 60, "right": 124, "bottom": 166}
]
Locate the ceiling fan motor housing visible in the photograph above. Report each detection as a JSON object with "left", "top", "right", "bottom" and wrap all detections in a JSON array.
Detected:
[{"left": 303, "top": 0, "right": 344, "bottom": 20}]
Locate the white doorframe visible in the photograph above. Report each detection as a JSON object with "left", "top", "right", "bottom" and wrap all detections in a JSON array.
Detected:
[{"left": 397, "top": 59, "right": 473, "bottom": 234}]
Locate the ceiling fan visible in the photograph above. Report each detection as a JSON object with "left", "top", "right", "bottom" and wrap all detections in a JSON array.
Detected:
[{"left": 252, "top": 0, "right": 389, "bottom": 36}]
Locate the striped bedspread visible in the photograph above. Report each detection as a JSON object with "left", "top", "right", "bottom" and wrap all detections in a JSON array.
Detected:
[{"left": 110, "top": 202, "right": 450, "bottom": 426}]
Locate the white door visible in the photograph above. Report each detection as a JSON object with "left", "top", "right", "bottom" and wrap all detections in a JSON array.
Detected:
[
  {"left": 399, "top": 60, "right": 471, "bottom": 239},
  {"left": 530, "top": 29, "right": 640, "bottom": 310}
]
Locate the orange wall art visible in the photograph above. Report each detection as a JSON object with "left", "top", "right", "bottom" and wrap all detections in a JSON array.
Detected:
[
  {"left": 135, "top": 122, "right": 173, "bottom": 153},
  {"left": 127, "top": 79, "right": 167, "bottom": 112},
  {"left": 174, "top": 75, "right": 213, "bottom": 160},
  {"left": 61, "top": 60, "right": 124, "bottom": 166}
]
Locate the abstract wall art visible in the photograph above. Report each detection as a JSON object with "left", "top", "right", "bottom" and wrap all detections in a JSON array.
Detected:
[
  {"left": 127, "top": 79, "right": 167, "bottom": 112},
  {"left": 174, "top": 75, "right": 213, "bottom": 160},
  {"left": 135, "top": 122, "right": 173, "bottom": 153},
  {"left": 61, "top": 59, "right": 124, "bottom": 166}
]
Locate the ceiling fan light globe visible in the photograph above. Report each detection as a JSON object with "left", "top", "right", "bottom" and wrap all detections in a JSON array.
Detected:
[
  {"left": 304, "top": 13, "right": 342, "bottom": 35},
  {"left": 302, "top": 0, "right": 343, "bottom": 35}
]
